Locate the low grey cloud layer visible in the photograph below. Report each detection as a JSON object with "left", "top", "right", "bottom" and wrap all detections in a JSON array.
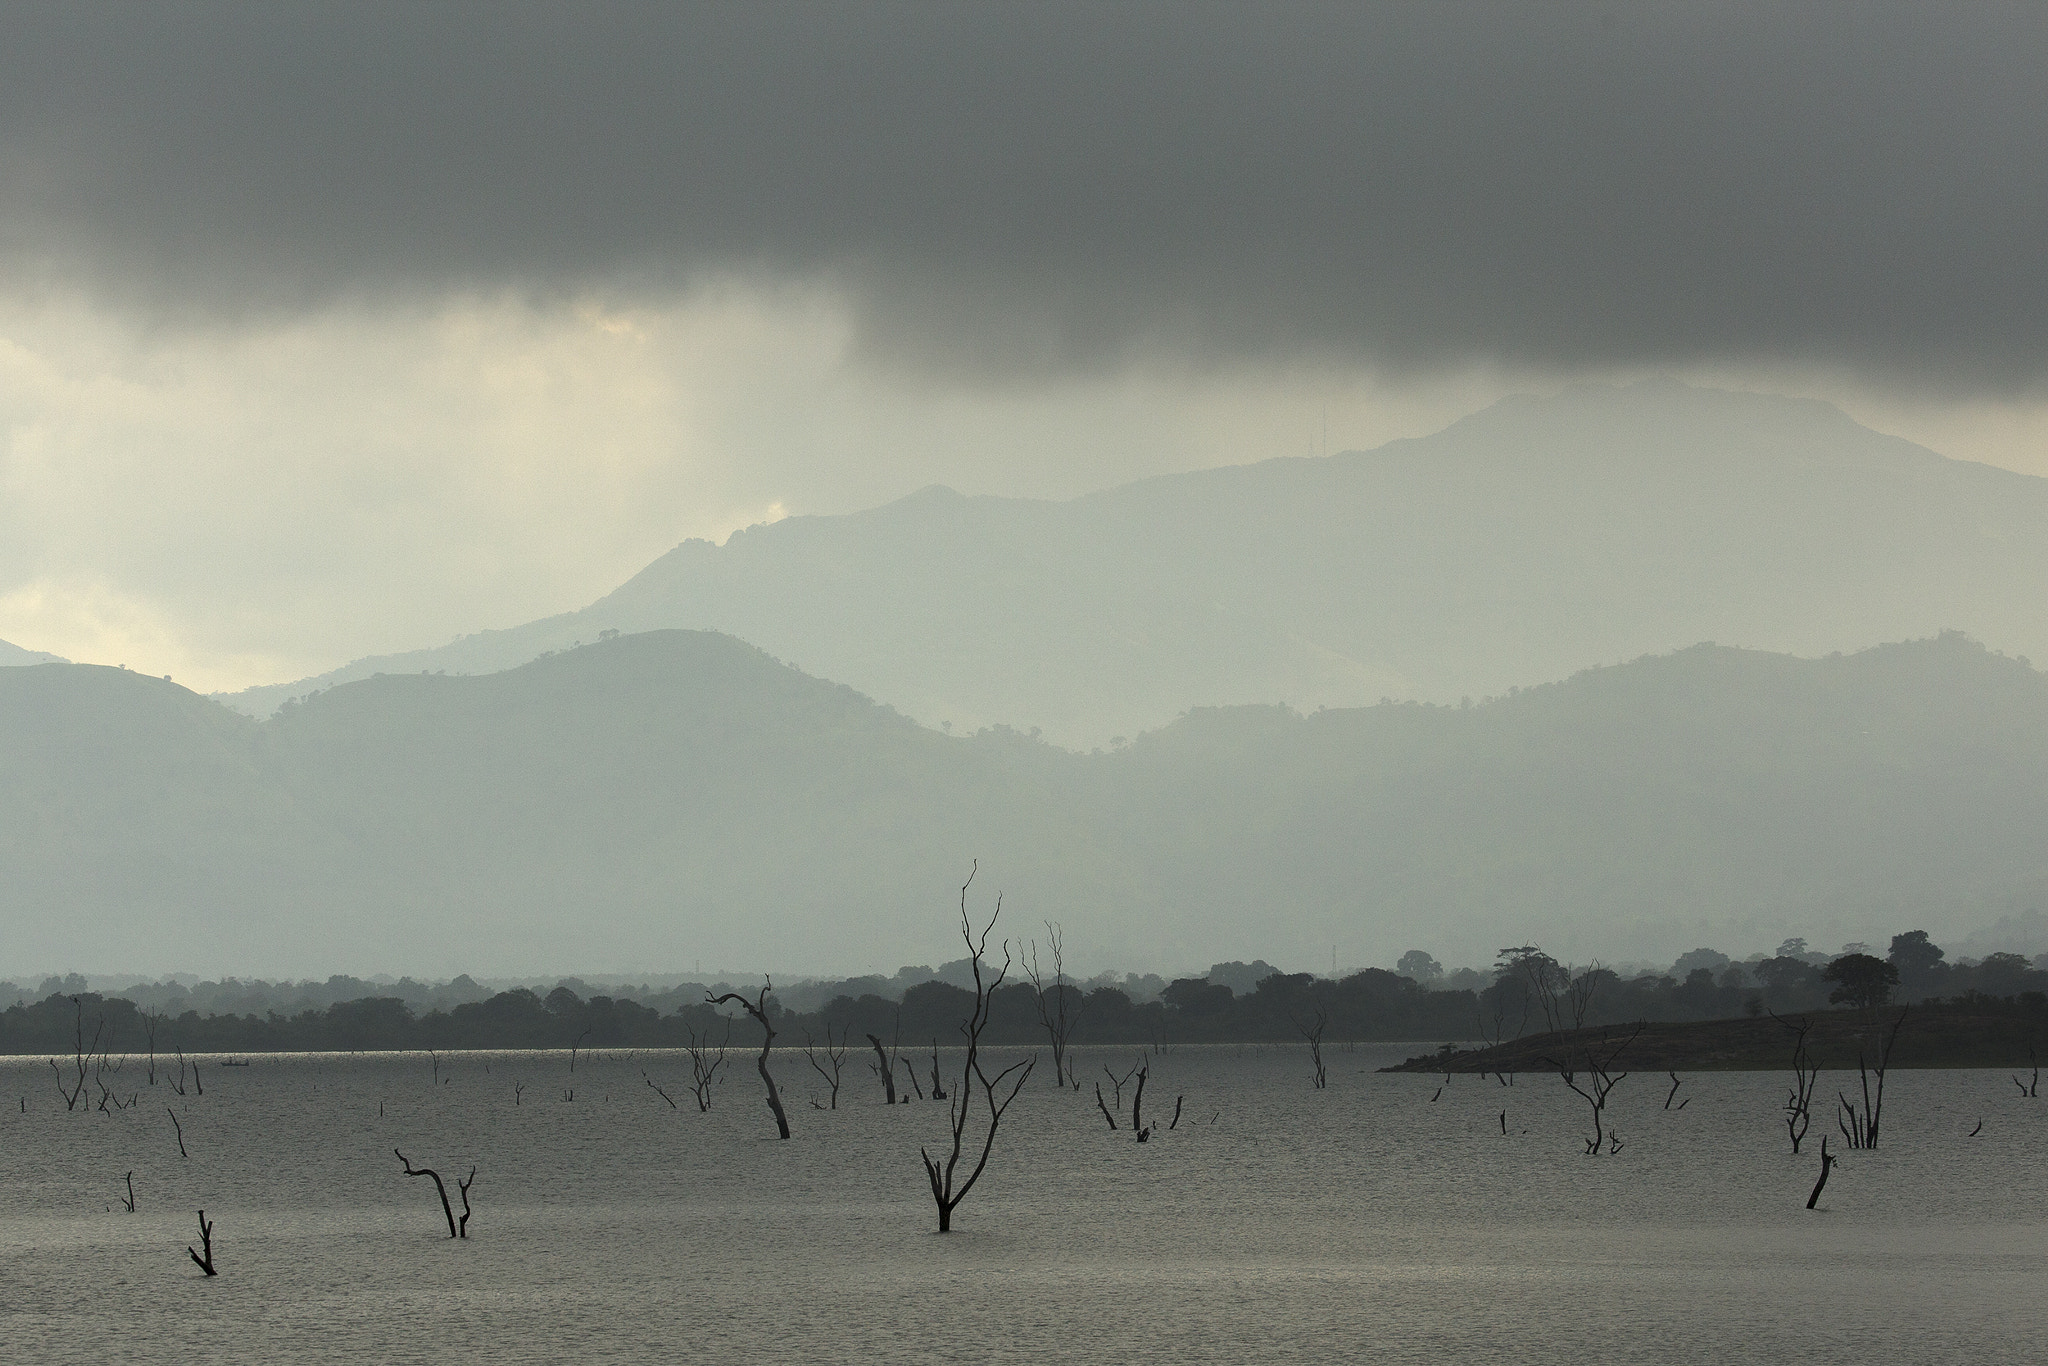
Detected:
[{"left": 3, "top": 1, "right": 2045, "bottom": 391}]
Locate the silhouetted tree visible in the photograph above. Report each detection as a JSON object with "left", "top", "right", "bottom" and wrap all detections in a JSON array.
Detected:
[
  {"left": 1024, "top": 922, "right": 1083, "bottom": 1089},
  {"left": 1499, "top": 947, "right": 1567, "bottom": 1034},
  {"left": 1291, "top": 1002, "right": 1329, "bottom": 1089},
  {"left": 803, "top": 1023, "right": 850, "bottom": 1108},
  {"left": 866, "top": 1023, "right": 901, "bottom": 1105},
  {"left": 1837, "top": 1007, "right": 1908, "bottom": 1149},
  {"left": 1772, "top": 1012, "right": 1819, "bottom": 1153},
  {"left": 1887, "top": 930, "right": 1948, "bottom": 1000},
  {"left": 1396, "top": 950, "right": 1443, "bottom": 985},
  {"left": 395, "top": 1149, "right": 470, "bottom": 1238},
  {"left": 1100, "top": 1057, "right": 1142, "bottom": 1116},
  {"left": 684, "top": 1019, "right": 730, "bottom": 1112},
  {"left": 1805, "top": 1136, "right": 1835, "bottom": 1209},
  {"left": 1823, "top": 954, "right": 1899, "bottom": 1011},
  {"left": 48, "top": 996, "right": 99, "bottom": 1111},
  {"left": 188, "top": 1210, "right": 217, "bottom": 1275},
  {"left": 920, "top": 865, "right": 1035, "bottom": 1232},
  {"left": 708, "top": 979, "right": 790, "bottom": 1139},
  {"left": 1541, "top": 1021, "right": 1642, "bottom": 1155}
]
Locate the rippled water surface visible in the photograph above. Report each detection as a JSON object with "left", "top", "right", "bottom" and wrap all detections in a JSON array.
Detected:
[{"left": 4, "top": 1043, "right": 2044, "bottom": 1364}]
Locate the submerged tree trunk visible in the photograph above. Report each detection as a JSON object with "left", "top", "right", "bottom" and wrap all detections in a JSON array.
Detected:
[
  {"left": 396, "top": 1149, "right": 459, "bottom": 1237},
  {"left": 188, "top": 1210, "right": 217, "bottom": 1276},
  {"left": 709, "top": 979, "right": 790, "bottom": 1139},
  {"left": 867, "top": 1033, "right": 898, "bottom": 1105},
  {"left": 1026, "top": 922, "right": 1082, "bottom": 1089},
  {"left": 1805, "top": 1135, "right": 1836, "bottom": 1209}
]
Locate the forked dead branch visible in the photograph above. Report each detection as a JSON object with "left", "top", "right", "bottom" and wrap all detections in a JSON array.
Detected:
[
  {"left": 1291, "top": 1003, "right": 1329, "bottom": 1089},
  {"left": 920, "top": 864, "right": 1035, "bottom": 1232},
  {"left": 684, "top": 1019, "right": 731, "bottom": 1112},
  {"left": 867, "top": 1019, "right": 903, "bottom": 1104},
  {"left": 395, "top": 1149, "right": 473, "bottom": 1238},
  {"left": 707, "top": 978, "right": 791, "bottom": 1139},
  {"left": 188, "top": 1211, "right": 217, "bottom": 1276},
  {"left": 803, "top": 1023, "right": 851, "bottom": 1109},
  {"left": 1836, "top": 1008, "right": 1908, "bottom": 1150},
  {"left": 1540, "top": 1021, "right": 1643, "bottom": 1155},
  {"left": 1025, "top": 921, "right": 1083, "bottom": 1089}
]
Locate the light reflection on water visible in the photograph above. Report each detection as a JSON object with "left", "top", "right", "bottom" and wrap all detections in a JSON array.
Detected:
[{"left": 3, "top": 1043, "right": 2044, "bottom": 1363}]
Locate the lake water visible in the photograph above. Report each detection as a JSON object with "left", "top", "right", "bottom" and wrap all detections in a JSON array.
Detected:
[{"left": 3, "top": 1042, "right": 2044, "bottom": 1364}]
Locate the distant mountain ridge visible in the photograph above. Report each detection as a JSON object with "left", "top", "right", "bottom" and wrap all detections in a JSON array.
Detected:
[
  {"left": 0, "top": 639, "right": 66, "bottom": 667},
  {"left": 215, "top": 380, "right": 2048, "bottom": 748},
  {"left": 11, "top": 630, "right": 2046, "bottom": 977}
]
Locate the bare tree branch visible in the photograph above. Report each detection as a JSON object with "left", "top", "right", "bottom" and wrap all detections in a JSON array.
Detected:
[
  {"left": 395, "top": 1149, "right": 459, "bottom": 1238},
  {"left": 918, "top": 862, "right": 1037, "bottom": 1232},
  {"left": 708, "top": 978, "right": 791, "bottom": 1139}
]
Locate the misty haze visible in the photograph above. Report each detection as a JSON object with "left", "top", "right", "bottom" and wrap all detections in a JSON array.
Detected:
[{"left": 4, "top": 5, "right": 2048, "bottom": 1364}]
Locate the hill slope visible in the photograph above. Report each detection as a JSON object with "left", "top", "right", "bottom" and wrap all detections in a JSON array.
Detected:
[
  {"left": 217, "top": 380, "right": 2048, "bottom": 747},
  {"left": 9, "top": 632, "right": 2047, "bottom": 976},
  {"left": 0, "top": 639, "right": 66, "bottom": 667}
]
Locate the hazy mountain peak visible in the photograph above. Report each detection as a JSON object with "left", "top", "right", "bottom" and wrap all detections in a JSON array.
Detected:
[{"left": 216, "top": 380, "right": 2048, "bottom": 746}]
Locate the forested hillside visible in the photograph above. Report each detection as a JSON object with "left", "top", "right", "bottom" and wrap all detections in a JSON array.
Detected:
[{"left": 5, "top": 630, "right": 2044, "bottom": 976}]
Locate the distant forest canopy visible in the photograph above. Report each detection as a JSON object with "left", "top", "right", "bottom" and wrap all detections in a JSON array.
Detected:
[
  {"left": 6, "top": 931, "right": 2042, "bottom": 1057},
  {"left": 5, "top": 628, "right": 2048, "bottom": 976}
]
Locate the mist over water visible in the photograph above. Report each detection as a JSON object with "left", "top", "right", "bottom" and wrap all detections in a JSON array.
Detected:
[{"left": 5, "top": 1046, "right": 2043, "bottom": 1364}]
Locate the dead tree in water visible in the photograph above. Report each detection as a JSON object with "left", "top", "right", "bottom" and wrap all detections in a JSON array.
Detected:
[
  {"left": 141, "top": 1010, "right": 160, "bottom": 1086},
  {"left": 866, "top": 1020, "right": 901, "bottom": 1105},
  {"left": 708, "top": 978, "right": 791, "bottom": 1139},
  {"left": 395, "top": 1149, "right": 470, "bottom": 1238},
  {"left": 1836, "top": 1008, "right": 1908, "bottom": 1150},
  {"left": 188, "top": 1211, "right": 217, "bottom": 1275},
  {"left": 920, "top": 864, "right": 1036, "bottom": 1232},
  {"left": 1663, "top": 1072, "right": 1689, "bottom": 1110},
  {"left": 803, "top": 1024, "right": 850, "bottom": 1109},
  {"left": 642, "top": 1071, "right": 680, "bottom": 1108},
  {"left": 1291, "top": 1003, "right": 1329, "bottom": 1090},
  {"left": 1025, "top": 922, "right": 1083, "bottom": 1089},
  {"left": 1094, "top": 1082, "right": 1118, "bottom": 1128},
  {"left": 683, "top": 1019, "right": 731, "bottom": 1112},
  {"left": 927, "top": 1040, "right": 946, "bottom": 1100},
  {"left": 167, "top": 1107, "right": 188, "bottom": 1158},
  {"left": 1101, "top": 1059, "right": 1141, "bottom": 1113},
  {"left": 1805, "top": 1135, "right": 1836, "bottom": 1209},
  {"left": 2013, "top": 1045, "right": 2039, "bottom": 1098},
  {"left": 1540, "top": 1021, "right": 1642, "bottom": 1155},
  {"left": 49, "top": 996, "right": 101, "bottom": 1111},
  {"left": 1772, "top": 1012, "right": 1820, "bottom": 1154}
]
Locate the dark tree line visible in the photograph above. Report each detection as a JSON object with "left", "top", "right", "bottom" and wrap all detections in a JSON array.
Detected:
[
  {"left": 0, "top": 970, "right": 1468, "bottom": 1055},
  {"left": 9, "top": 928, "right": 2045, "bottom": 1057}
]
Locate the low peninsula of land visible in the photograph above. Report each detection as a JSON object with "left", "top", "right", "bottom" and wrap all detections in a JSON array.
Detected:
[{"left": 1384, "top": 1003, "right": 2045, "bottom": 1073}]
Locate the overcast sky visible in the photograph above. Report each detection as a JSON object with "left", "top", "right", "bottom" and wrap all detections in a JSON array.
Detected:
[{"left": 2, "top": 2, "right": 2044, "bottom": 690}]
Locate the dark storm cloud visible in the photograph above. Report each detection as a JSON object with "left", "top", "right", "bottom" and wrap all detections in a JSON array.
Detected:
[{"left": 2, "top": 1, "right": 2044, "bottom": 387}]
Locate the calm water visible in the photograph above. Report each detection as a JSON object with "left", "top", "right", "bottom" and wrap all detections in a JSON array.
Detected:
[{"left": 3, "top": 1042, "right": 2043, "bottom": 1364}]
